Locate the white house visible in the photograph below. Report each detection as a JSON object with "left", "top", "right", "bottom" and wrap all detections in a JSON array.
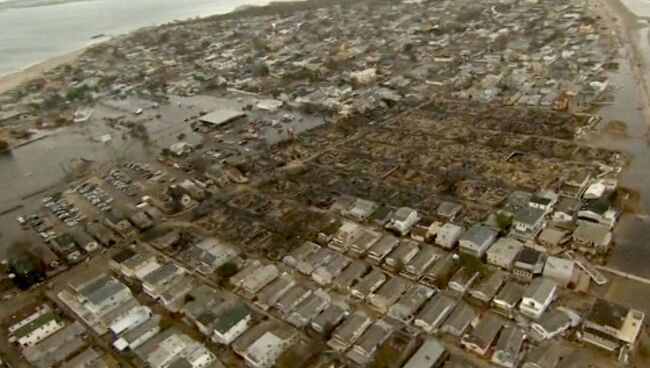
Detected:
[
  {"left": 386, "top": 207, "right": 419, "bottom": 236},
  {"left": 109, "top": 305, "right": 152, "bottom": 335},
  {"left": 510, "top": 207, "right": 546, "bottom": 240},
  {"left": 242, "top": 330, "right": 297, "bottom": 368},
  {"left": 519, "top": 278, "right": 558, "bottom": 320},
  {"left": 435, "top": 223, "right": 465, "bottom": 249},
  {"left": 212, "top": 304, "right": 251, "bottom": 345},
  {"left": 528, "top": 190, "right": 559, "bottom": 214},
  {"left": 9, "top": 306, "right": 65, "bottom": 348}
]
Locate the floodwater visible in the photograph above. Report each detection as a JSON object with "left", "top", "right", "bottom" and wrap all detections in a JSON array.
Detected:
[
  {"left": 0, "top": 0, "right": 295, "bottom": 76},
  {"left": 0, "top": 94, "right": 324, "bottom": 256},
  {"left": 585, "top": 30, "right": 650, "bottom": 277},
  {"left": 620, "top": 0, "right": 650, "bottom": 18}
]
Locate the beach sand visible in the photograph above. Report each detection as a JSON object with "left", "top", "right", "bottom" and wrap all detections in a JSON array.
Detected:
[{"left": 0, "top": 47, "right": 86, "bottom": 95}]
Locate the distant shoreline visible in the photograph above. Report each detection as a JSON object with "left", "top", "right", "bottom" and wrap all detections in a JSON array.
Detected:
[{"left": 0, "top": 47, "right": 86, "bottom": 94}]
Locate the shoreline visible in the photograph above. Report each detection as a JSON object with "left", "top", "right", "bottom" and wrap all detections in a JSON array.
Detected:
[{"left": 0, "top": 47, "right": 87, "bottom": 95}]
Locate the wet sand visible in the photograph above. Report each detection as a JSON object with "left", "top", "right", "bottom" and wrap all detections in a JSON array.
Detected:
[{"left": 0, "top": 48, "right": 85, "bottom": 94}]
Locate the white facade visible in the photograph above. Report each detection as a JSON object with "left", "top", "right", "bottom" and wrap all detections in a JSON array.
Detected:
[
  {"left": 213, "top": 314, "right": 251, "bottom": 345},
  {"left": 486, "top": 238, "right": 523, "bottom": 270},
  {"left": 519, "top": 278, "right": 558, "bottom": 320},
  {"left": 10, "top": 309, "right": 65, "bottom": 348},
  {"left": 435, "top": 223, "right": 464, "bottom": 249},
  {"left": 242, "top": 331, "right": 295, "bottom": 368},
  {"left": 386, "top": 207, "right": 419, "bottom": 236}
]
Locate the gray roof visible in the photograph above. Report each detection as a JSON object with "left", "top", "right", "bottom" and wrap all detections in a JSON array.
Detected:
[
  {"left": 523, "top": 341, "right": 564, "bottom": 368},
  {"left": 143, "top": 262, "right": 181, "bottom": 285},
  {"left": 403, "top": 338, "right": 446, "bottom": 368},
  {"left": 199, "top": 109, "right": 245, "bottom": 126},
  {"left": 494, "top": 281, "right": 525, "bottom": 307},
  {"left": 461, "top": 225, "right": 498, "bottom": 246},
  {"left": 81, "top": 275, "right": 127, "bottom": 305},
  {"left": 514, "top": 207, "right": 545, "bottom": 226},
  {"left": 463, "top": 312, "right": 502, "bottom": 349},
  {"left": 442, "top": 301, "right": 477, "bottom": 336},
  {"left": 523, "top": 278, "right": 557, "bottom": 304}
]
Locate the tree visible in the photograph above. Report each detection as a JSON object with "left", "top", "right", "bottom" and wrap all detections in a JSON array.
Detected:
[
  {"left": 216, "top": 261, "right": 238, "bottom": 280},
  {"left": 496, "top": 212, "right": 513, "bottom": 230}
]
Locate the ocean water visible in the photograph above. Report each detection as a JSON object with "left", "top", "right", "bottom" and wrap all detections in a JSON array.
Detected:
[{"left": 0, "top": 0, "right": 292, "bottom": 76}]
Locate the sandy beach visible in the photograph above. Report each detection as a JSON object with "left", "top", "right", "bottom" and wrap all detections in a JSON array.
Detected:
[{"left": 0, "top": 47, "right": 87, "bottom": 95}]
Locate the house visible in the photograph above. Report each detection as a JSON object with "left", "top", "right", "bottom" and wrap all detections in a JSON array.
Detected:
[
  {"left": 529, "top": 190, "right": 559, "bottom": 214},
  {"left": 183, "top": 238, "right": 237, "bottom": 275},
  {"left": 469, "top": 270, "right": 506, "bottom": 304},
  {"left": 229, "top": 260, "right": 262, "bottom": 289},
  {"left": 401, "top": 245, "right": 442, "bottom": 280},
  {"left": 212, "top": 303, "right": 251, "bottom": 345},
  {"left": 410, "top": 223, "right": 430, "bottom": 243},
  {"left": 327, "top": 310, "right": 373, "bottom": 351},
  {"left": 240, "top": 265, "right": 279, "bottom": 294},
  {"left": 297, "top": 247, "right": 337, "bottom": 275},
  {"left": 572, "top": 221, "right": 612, "bottom": 251},
  {"left": 240, "top": 329, "right": 297, "bottom": 368},
  {"left": 459, "top": 225, "right": 498, "bottom": 257},
  {"left": 383, "top": 239, "right": 419, "bottom": 272},
  {"left": 286, "top": 290, "right": 331, "bottom": 328},
  {"left": 402, "top": 338, "right": 447, "bottom": 368},
  {"left": 552, "top": 197, "right": 582, "bottom": 223},
  {"left": 348, "top": 228, "right": 382, "bottom": 257},
  {"left": 343, "top": 198, "right": 378, "bottom": 220},
  {"left": 422, "top": 253, "right": 460, "bottom": 288},
  {"left": 436, "top": 201, "right": 463, "bottom": 221},
  {"left": 142, "top": 261, "right": 185, "bottom": 299},
  {"left": 543, "top": 257, "right": 576, "bottom": 287},
  {"left": 448, "top": 267, "right": 480, "bottom": 295},
  {"left": 371, "top": 206, "right": 395, "bottom": 226},
  {"left": 559, "top": 170, "right": 591, "bottom": 198},
  {"left": 537, "top": 227, "right": 570, "bottom": 249},
  {"left": 577, "top": 198, "right": 618, "bottom": 228},
  {"left": 388, "top": 284, "right": 435, "bottom": 323},
  {"left": 435, "top": 223, "right": 465, "bottom": 249},
  {"left": 519, "top": 278, "right": 558, "bottom": 319},
  {"left": 368, "top": 276, "right": 410, "bottom": 313},
  {"left": 282, "top": 241, "right": 319, "bottom": 267},
  {"left": 109, "top": 247, "right": 159, "bottom": 279},
  {"left": 273, "top": 285, "right": 312, "bottom": 318},
  {"left": 441, "top": 301, "right": 477, "bottom": 338},
  {"left": 522, "top": 341, "right": 564, "bottom": 368},
  {"left": 487, "top": 238, "right": 523, "bottom": 270},
  {"left": 386, "top": 207, "right": 420, "bottom": 235},
  {"left": 367, "top": 235, "right": 399, "bottom": 264},
  {"left": 312, "top": 253, "right": 351, "bottom": 286},
  {"left": 330, "top": 222, "right": 362, "bottom": 252},
  {"left": 311, "top": 303, "right": 349, "bottom": 334},
  {"left": 22, "top": 321, "right": 86, "bottom": 368},
  {"left": 581, "top": 298, "right": 645, "bottom": 351},
  {"left": 9, "top": 305, "right": 65, "bottom": 348},
  {"left": 350, "top": 268, "right": 387, "bottom": 300},
  {"left": 510, "top": 207, "right": 545, "bottom": 240},
  {"left": 109, "top": 305, "right": 152, "bottom": 335},
  {"left": 333, "top": 260, "right": 368, "bottom": 292},
  {"left": 461, "top": 313, "right": 503, "bottom": 356},
  {"left": 113, "top": 315, "right": 161, "bottom": 351},
  {"left": 415, "top": 292, "right": 457, "bottom": 334},
  {"left": 491, "top": 325, "right": 525, "bottom": 368},
  {"left": 255, "top": 274, "right": 295, "bottom": 311},
  {"left": 137, "top": 328, "right": 217, "bottom": 368},
  {"left": 346, "top": 320, "right": 393, "bottom": 365},
  {"left": 530, "top": 309, "right": 572, "bottom": 342},
  {"left": 512, "top": 247, "right": 546, "bottom": 281},
  {"left": 492, "top": 281, "right": 525, "bottom": 318},
  {"left": 76, "top": 274, "right": 134, "bottom": 316}
]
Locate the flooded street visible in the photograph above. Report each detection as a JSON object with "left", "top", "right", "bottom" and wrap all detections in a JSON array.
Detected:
[
  {"left": 585, "top": 37, "right": 650, "bottom": 276},
  {"left": 0, "top": 94, "right": 324, "bottom": 256}
]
